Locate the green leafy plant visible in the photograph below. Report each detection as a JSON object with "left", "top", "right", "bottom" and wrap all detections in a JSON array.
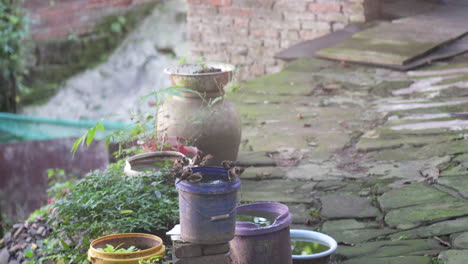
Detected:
[
  {"left": 67, "top": 32, "right": 78, "bottom": 41},
  {"left": 71, "top": 120, "right": 106, "bottom": 154},
  {"left": 177, "top": 56, "right": 187, "bottom": 65},
  {"left": 229, "top": 83, "right": 241, "bottom": 93},
  {"left": 40, "top": 161, "right": 178, "bottom": 263},
  {"left": 96, "top": 243, "right": 140, "bottom": 253},
  {"left": 177, "top": 56, "right": 207, "bottom": 68},
  {"left": 139, "top": 256, "right": 169, "bottom": 264},
  {"left": 24, "top": 247, "right": 34, "bottom": 264},
  {"left": 0, "top": 0, "right": 28, "bottom": 112},
  {"left": 208, "top": 96, "right": 223, "bottom": 107},
  {"left": 110, "top": 16, "right": 126, "bottom": 33},
  {"left": 46, "top": 169, "right": 77, "bottom": 200},
  {"left": 196, "top": 56, "right": 207, "bottom": 68},
  {"left": 71, "top": 86, "right": 199, "bottom": 155}
]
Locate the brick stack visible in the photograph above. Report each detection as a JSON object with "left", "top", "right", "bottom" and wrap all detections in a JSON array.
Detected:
[
  {"left": 172, "top": 237, "right": 232, "bottom": 264},
  {"left": 186, "top": 0, "right": 380, "bottom": 80}
]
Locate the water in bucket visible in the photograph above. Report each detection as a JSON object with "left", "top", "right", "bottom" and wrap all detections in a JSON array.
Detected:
[
  {"left": 236, "top": 210, "right": 279, "bottom": 227},
  {"left": 291, "top": 240, "right": 329, "bottom": 255}
]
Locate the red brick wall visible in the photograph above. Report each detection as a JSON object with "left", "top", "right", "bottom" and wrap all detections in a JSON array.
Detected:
[
  {"left": 187, "top": 0, "right": 380, "bottom": 80},
  {"left": 23, "top": 0, "right": 156, "bottom": 41}
]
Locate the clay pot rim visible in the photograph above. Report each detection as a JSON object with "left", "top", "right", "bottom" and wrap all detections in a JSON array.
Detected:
[{"left": 164, "top": 62, "right": 235, "bottom": 77}]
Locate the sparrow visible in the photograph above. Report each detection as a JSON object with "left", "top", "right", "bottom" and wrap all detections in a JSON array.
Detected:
[
  {"left": 188, "top": 172, "right": 203, "bottom": 183},
  {"left": 228, "top": 166, "right": 245, "bottom": 181},
  {"left": 222, "top": 160, "right": 238, "bottom": 170},
  {"left": 199, "top": 154, "right": 214, "bottom": 166},
  {"left": 191, "top": 154, "right": 202, "bottom": 166},
  {"left": 176, "top": 168, "right": 193, "bottom": 184},
  {"left": 173, "top": 156, "right": 190, "bottom": 169},
  {"left": 170, "top": 167, "right": 183, "bottom": 179}
]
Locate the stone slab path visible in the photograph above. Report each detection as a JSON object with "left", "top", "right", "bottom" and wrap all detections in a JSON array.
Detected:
[{"left": 228, "top": 55, "right": 468, "bottom": 264}]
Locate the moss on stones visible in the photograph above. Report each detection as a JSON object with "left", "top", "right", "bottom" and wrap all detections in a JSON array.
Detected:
[{"left": 384, "top": 201, "right": 468, "bottom": 229}]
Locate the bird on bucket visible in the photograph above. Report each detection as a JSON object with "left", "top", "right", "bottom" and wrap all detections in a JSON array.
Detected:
[
  {"left": 175, "top": 168, "right": 204, "bottom": 184},
  {"left": 175, "top": 168, "right": 193, "bottom": 184},
  {"left": 228, "top": 166, "right": 245, "bottom": 181},
  {"left": 192, "top": 154, "right": 214, "bottom": 166},
  {"left": 221, "top": 160, "right": 238, "bottom": 170},
  {"left": 187, "top": 172, "right": 203, "bottom": 182},
  {"left": 173, "top": 156, "right": 191, "bottom": 169},
  {"left": 200, "top": 154, "right": 213, "bottom": 166}
]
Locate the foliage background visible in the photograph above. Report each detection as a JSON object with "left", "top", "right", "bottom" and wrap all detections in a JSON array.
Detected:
[{"left": 0, "top": 0, "right": 28, "bottom": 112}]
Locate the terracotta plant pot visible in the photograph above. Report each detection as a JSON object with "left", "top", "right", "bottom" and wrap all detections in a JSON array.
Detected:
[
  {"left": 88, "top": 233, "right": 165, "bottom": 264},
  {"left": 157, "top": 62, "right": 241, "bottom": 166}
]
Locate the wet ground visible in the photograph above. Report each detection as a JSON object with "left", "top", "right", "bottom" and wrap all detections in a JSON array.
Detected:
[{"left": 230, "top": 55, "right": 468, "bottom": 264}]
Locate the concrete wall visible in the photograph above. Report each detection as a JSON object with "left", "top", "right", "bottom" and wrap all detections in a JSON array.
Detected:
[{"left": 186, "top": 0, "right": 380, "bottom": 80}]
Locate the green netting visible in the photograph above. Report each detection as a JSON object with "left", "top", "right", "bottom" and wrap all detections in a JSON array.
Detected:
[{"left": 0, "top": 112, "right": 130, "bottom": 143}]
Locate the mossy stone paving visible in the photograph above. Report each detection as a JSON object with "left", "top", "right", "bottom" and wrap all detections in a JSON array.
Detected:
[{"left": 232, "top": 56, "right": 468, "bottom": 263}]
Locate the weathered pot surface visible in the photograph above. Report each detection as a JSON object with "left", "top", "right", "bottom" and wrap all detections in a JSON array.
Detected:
[
  {"left": 164, "top": 62, "right": 235, "bottom": 95},
  {"left": 158, "top": 62, "right": 241, "bottom": 166}
]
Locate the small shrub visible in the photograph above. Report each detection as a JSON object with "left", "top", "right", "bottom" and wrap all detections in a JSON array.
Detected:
[{"left": 42, "top": 162, "right": 178, "bottom": 263}]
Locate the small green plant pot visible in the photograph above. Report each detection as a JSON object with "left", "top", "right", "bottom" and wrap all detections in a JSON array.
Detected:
[{"left": 88, "top": 233, "right": 165, "bottom": 264}]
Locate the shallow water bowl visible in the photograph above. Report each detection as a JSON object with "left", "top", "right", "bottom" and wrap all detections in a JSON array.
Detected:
[
  {"left": 124, "top": 151, "right": 189, "bottom": 177},
  {"left": 290, "top": 229, "right": 337, "bottom": 264}
]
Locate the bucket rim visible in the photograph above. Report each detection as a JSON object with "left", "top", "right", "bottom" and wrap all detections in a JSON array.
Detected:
[
  {"left": 235, "top": 202, "right": 292, "bottom": 236},
  {"left": 88, "top": 233, "right": 165, "bottom": 260},
  {"left": 124, "top": 151, "right": 188, "bottom": 177},
  {"left": 290, "top": 229, "right": 338, "bottom": 259}
]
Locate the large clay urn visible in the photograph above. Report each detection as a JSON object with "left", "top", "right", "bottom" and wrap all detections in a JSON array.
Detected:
[{"left": 157, "top": 62, "right": 241, "bottom": 166}]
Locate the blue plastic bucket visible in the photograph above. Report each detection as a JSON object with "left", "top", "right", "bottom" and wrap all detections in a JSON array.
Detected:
[{"left": 176, "top": 166, "right": 241, "bottom": 244}]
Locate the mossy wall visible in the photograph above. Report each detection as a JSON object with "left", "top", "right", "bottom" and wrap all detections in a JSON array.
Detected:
[{"left": 20, "top": 1, "right": 157, "bottom": 107}]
